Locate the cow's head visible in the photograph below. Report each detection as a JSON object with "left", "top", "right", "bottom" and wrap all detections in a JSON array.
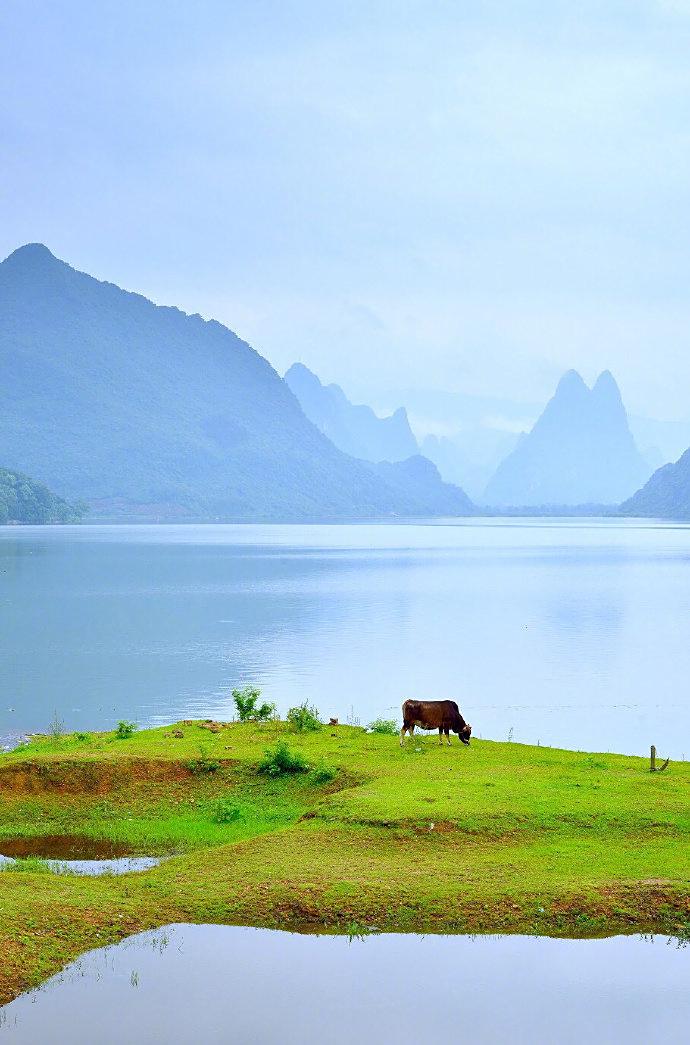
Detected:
[{"left": 457, "top": 722, "right": 472, "bottom": 746}]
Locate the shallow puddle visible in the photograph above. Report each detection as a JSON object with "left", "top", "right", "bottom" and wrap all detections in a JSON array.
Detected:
[
  {"left": 0, "top": 925, "right": 687, "bottom": 1044},
  {"left": 0, "top": 835, "right": 161, "bottom": 876}
]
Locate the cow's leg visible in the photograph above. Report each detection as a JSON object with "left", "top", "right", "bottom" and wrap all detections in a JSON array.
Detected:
[
  {"left": 438, "top": 727, "right": 443, "bottom": 746},
  {"left": 401, "top": 722, "right": 415, "bottom": 746},
  {"left": 446, "top": 728, "right": 451, "bottom": 746}
]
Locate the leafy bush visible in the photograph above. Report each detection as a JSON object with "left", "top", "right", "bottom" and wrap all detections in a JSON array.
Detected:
[
  {"left": 211, "top": 798, "right": 243, "bottom": 824},
  {"left": 186, "top": 744, "right": 220, "bottom": 775},
  {"left": 309, "top": 762, "right": 338, "bottom": 785},
  {"left": 368, "top": 718, "right": 398, "bottom": 736},
  {"left": 232, "top": 686, "right": 276, "bottom": 722},
  {"left": 287, "top": 702, "right": 322, "bottom": 733},
  {"left": 258, "top": 741, "right": 309, "bottom": 777},
  {"left": 115, "top": 720, "right": 137, "bottom": 740},
  {"left": 74, "top": 732, "right": 92, "bottom": 743}
]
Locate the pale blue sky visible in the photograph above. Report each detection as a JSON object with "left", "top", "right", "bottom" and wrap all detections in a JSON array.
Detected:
[{"left": 2, "top": 1, "right": 690, "bottom": 419}]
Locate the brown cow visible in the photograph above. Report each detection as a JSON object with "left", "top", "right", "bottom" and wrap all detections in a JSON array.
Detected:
[{"left": 400, "top": 699, "right": 472, "bottom": 747}]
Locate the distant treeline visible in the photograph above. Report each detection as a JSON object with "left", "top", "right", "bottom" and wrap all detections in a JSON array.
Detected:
[
  {"left": 0, "top": 467, "right": 86, "bottom": 524},
  {"left": 484, "top": 503, "right": 619, "bottom": 517}
]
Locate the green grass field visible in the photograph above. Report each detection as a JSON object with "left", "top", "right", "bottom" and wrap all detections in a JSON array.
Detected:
[{"left": 0, "top": 720, "right": 688, "bottom": 1004}]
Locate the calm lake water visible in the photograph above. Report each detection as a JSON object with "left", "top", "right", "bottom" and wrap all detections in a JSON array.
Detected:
[
  {"left": 2, "top": 519, "right": 690, "bottom": 755},
  {"left": 0, "top": 926, "right": 687, "bottom": 1044}
]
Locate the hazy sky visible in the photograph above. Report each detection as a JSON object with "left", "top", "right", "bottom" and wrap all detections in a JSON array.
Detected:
[{"left": 2, "top": 1, "right": 690, "bottom": 420}]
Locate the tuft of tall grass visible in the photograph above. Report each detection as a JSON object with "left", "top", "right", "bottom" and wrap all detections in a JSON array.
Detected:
[
  {"left": 309, "top": 762, "right": 338, "bottom": 785},
  {"left": 211, "top": 798, "right": 243, "bottom": 824},
  {"left": 259, "top": 740, "right": 309, "bottom": 776},
  {"left": 0, "top": 856, "right": 72, "bottom": 875},
  {"left": 185, "top": 744, "right": 220, "bottom": 774},
  {"left": 287, "top": 703, "right": 322, "bottom": 733}
]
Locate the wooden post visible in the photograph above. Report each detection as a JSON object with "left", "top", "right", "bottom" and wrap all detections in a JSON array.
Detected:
[{"left": 650, "top": 745, "right": 656, "bottom": 772}]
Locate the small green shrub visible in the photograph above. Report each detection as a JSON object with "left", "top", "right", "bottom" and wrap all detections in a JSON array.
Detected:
[
  {"left": 186, "top": 744, "right": 220, "bottom": 775},
  {"left": 310, "top": 762, "right": 338, "bottom": 785},
  {"left": 115, "top": 720, "right": 137, "bottom": 740},
  {"left": 232, "top": 685, "right": 276, "bottom": 723},
  {"left": 49, "top": 711, "right": 65, "bottom": 741},
  {"left": 211, "top": 798, "right": 243, "bottom": 824},
  {"left": 367, "top": 718, "right": 398, "bottom": 736},
  {"left": 287, "top": 702, "right": 322, "bottom": 732},
  {"left": 259, "top": 741, "right": 309, "bottom": 777},
  {"left": 74, "top": 732, "right": 92, "bottom": 743}
]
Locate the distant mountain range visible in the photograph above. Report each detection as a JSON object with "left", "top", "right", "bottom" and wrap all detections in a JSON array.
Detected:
[
  {"left": 420, "top": 430, "right": 519, "bottom": 502},
  {"left": 5, "top": 242, "right": 687, "bottom": 522},
  {"left": 285, "top": 362, "right": 418, "bottom": 463},
  {"left": 370, "top": 384, "right": 690, "bottom": 473},
  {"left": 285, "top": 362, "right": 520, "bottom": 501},
  {"left": 0, "top": 467, "right": 84, "bottom": 524},
  {"left": 620, "top": 449, "right": 690, "bottom": 519},
  {"left": 0, "top": 244, "right": 472, "bottom": 521},
  {"left": 483, "top": 370, "right": 651, "bottom": 507}
]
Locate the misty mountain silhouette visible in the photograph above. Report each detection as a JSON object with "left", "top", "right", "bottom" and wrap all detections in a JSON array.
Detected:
[
  {"left": 483, "top": 369, "right": 650, "bottom": 506},
  {"left": 421, "top": 429, "right": 520, "bottom": 502},
  {"left": 0, "top": 244, "right": 472, "bottom": 520},
  {"left": 285, "top": 362, "right": 418, "bottom": 463},
  {"left": 620, "top": 447, "right": 690, "bottom": 519}
]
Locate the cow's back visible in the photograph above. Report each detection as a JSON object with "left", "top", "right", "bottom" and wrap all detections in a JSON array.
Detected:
[{"left": 402, "top": 699, "right": 454, "bottom": 729}]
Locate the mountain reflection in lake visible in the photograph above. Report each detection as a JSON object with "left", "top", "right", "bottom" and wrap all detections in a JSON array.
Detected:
[
  {"left": 0, "top": 927, "right": 687, "bottom": 1044},
  {"left": 2, "top": 519, "right": 690, "bottom": 755}
]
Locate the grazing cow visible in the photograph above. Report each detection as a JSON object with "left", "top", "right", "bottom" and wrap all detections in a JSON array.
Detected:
[{"left": 400, "top": 699, "right": 472, "bottom": 747}]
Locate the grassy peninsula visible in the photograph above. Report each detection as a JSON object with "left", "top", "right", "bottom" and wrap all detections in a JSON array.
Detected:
[{"left": 0, "top": 720, "right": 688, "bottom": 1003}]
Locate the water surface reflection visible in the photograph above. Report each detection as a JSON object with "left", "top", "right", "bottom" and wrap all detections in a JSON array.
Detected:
[
  {"left": 0, "top": 835, "right": 161, "bottom": 875},
  {"left": 0, "top": 925, "right": 687, "bottom": 1044},
  {"left": 2, "top": 520, "right": 690, "bottom": 754}
]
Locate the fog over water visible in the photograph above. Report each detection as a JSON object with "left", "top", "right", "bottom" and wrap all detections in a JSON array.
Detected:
[
  {"left": 1, "top": 519, "right": 689, "bottom": 757},
  {"left": 4, "top": 2, "right": 690, "bottom": 420}
]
